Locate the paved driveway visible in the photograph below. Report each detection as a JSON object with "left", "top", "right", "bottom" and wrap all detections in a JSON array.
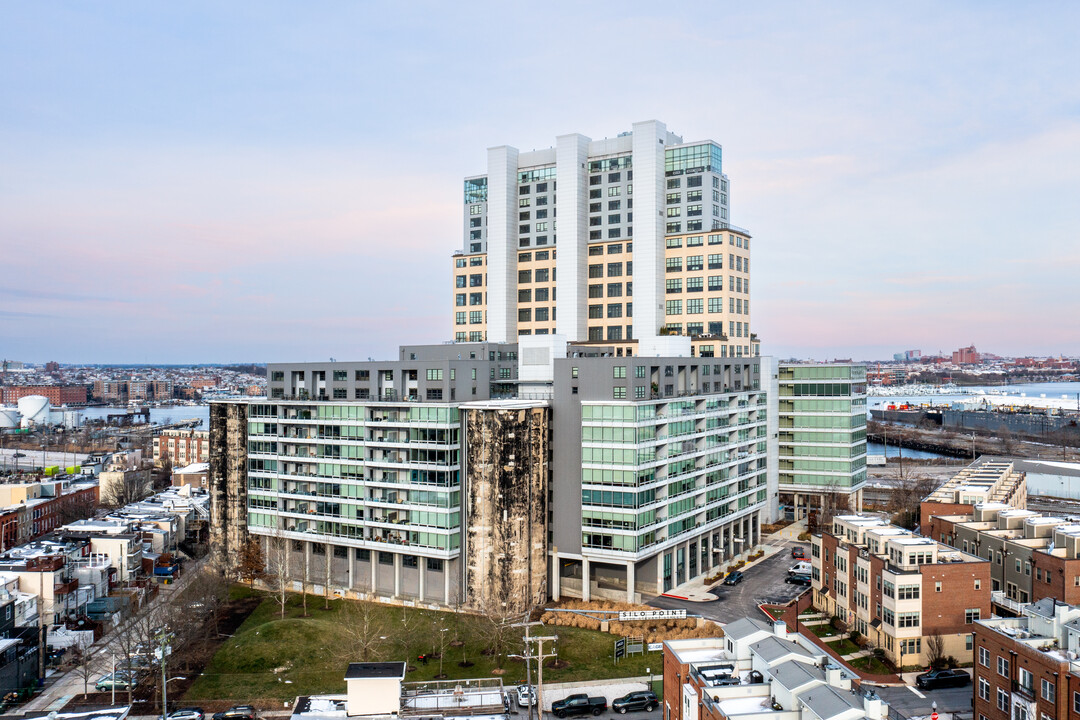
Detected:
[{"left": 648, "top": 541, "right": 809, "bottom": 624}]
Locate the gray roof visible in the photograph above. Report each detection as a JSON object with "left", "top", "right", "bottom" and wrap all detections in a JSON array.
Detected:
[
  {"left": 1028, "top": 597, "right": 1065, "bottom": 619},
  {"left": 344, "top": 661, "right": 406, "bottom": 679},
  {"left": 750, "top": 635, "right": 815, "bottom": 664},
  {"left": 799, "top": 684, "right": 861, "bottom": 720},
  {"left": 722, "top": 617, "right": 773, "bottom": 641},
  {"left": 770, "top": 659, "right": 826, "bottom": 691}
]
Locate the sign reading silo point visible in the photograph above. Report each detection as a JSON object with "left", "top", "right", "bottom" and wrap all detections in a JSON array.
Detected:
[{"left": 618, "top": 609, "right": 687, "bottom": 621}]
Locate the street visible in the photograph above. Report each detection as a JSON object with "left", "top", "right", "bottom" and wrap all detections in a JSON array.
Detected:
[
  {"left": 649, "top": 539, "right": 809, "bottom": 624},
  {"left": 872, "top": 677, "right": 974, "bottom": 719}
]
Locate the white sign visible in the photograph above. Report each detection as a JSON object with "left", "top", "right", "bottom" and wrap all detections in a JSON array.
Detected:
[
  {"left": 618, "top": 609, "right": 687, "bottom": 621},
  {"left": 647, "top": 642, "right": 663, "bottom": 652}
]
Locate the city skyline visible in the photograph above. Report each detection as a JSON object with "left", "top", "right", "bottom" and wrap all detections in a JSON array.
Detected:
[{"left": 3, "top": 2, "right": 1079, "bottom": 363}]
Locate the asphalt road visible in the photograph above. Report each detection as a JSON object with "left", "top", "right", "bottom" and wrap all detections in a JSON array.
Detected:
[
  {"left": 873, "top": 677, "right": 974, "bottom": 718},
  {"left": 648, "top": 540, "right": 810, "bottom": 624}
]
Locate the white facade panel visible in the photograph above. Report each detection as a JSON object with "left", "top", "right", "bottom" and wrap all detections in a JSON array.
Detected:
[
  {"left": 555, "top": 133, "right": 590, "bottom": 340},
  {"left": 486, "top": 146, "right": 519, "bottom": 342},
  {"left": 631, "top": 120, "right": 667, "bottom": 344}
]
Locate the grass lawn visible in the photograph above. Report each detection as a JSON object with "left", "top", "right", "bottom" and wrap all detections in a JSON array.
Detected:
[
  {"left": 185, "top": 590, "right": 663, "bottom": 703},
  {"left": 826, "top": 638, "right": 860, "bottom": 656},
  {"left": 849, "top": 655, "right": 895, "bottom": 675},
  {"left": 807, "top": 623, "right": 839, "bottom": 638}
]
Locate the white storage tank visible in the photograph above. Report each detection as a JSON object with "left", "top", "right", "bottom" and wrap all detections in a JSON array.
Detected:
[
  {"left": 0, "top": 408, "right": 20, "bottom": 429},
  {"left": 17, "top": 395, "right": 51, "bottom": 427}
]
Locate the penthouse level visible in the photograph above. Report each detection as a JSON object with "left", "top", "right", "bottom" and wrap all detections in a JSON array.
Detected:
[
  {"left": 920, "top": 457, "right": 1027, "bottom": 530},
  {"left": 812, "top": 514, "right": 991, "bottom": 669},
  {"left": 210, "top": 340, "right": 775, "bottom": 614}
]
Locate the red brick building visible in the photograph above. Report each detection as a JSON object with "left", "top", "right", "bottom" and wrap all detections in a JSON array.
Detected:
[
  {"left": 973, "top": 598, "right": 1080, "bottom": 720},
  {"left": 1, "top": 385, "right": 88, "bottom": 406},
  {"left": 812, "top": 514, "right": 991, "bottom": 669}
]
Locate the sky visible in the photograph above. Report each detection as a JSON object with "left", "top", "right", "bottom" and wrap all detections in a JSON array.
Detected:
[{"left": 2, "top": 2, "right": 1079, "bottom": 364}]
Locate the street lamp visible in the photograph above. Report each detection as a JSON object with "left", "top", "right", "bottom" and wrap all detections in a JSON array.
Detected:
[{"left": 162, "top": 676, "right": 186, "bottom": 719}]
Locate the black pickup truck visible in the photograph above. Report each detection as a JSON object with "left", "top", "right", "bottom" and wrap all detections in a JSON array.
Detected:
[
  {"left": 915, "top": 669, "right": 971, "bottom": 689},
  {"left": 552, "top": 693, "right": 607, "bottom": 717}
]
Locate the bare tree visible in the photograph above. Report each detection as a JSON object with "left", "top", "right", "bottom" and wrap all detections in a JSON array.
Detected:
[
  {"left": 474, "top": 599, "right": 519, "bottom": 670},
  {"left": 887, "top": 474, "right": 940, "bottom": 530},
  {"left": 336, "top": 601, "right": 389, "bottom": 662},
  {"left": 69, "top": 644, "right": 101, "bottom": 698},
  {"left": 100, "top": 470, "right": 152, "bottom": 507},
  {"left": 926, "top": 634, "right": 946, "bottom": 669},
  {"left": 265, "top": 530, "right": 291, "bottom": 619},
  {"left": 236, "top": 538, "right": 265, "bottom": 586},
  {"left": 322, "top": 544, "right": 333, "bottom": 610}
]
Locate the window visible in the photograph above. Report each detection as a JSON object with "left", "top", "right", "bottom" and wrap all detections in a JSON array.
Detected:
[
  {"left": 518, "top": 309, "right": 532, "bottom": 322},
  {"left": 427, "top": 558, "right": 444, "bottom": 572},
  {"left": 589, "top": 284, "right": 604, "bottom": 298},
  {"left": 997, "top": 655, "right": 1009, "bottom": 677},
  {"left": 965, "top": 608, "right": 980, "bottom": 623},
  {"left": 666, "top": 278, "right": 682, "bottom": 294},
  {"left": 687, "top": 299, "right": 703, "bottom": 314},
  {"left": 687, "top": 255, "right": 703, "bottom": 271},
  {"left": 535, "top": 307, "right": 549, "bottom": 321},
  {"left": 469, "top": 311, "right": 482, "bottom": 324},
  {"left": 589, "top": 264, "right": 604, "bottom": 278},
  {"left": 979, "top": 646, "right": 989, "bottom": 667},
  {"left": 1074, "top": 691, "right": 1080, "bottom": 713},
  {"left": 978, "top": 678, "right": 990, "bottom": 701},
  {"left": 666, "top": 300, "right": 682, "bottom": 315},
  {"left": 589, "top": 305, "right": 603, "bottom": 319},
  {"left": 535, "top": 287, "right": 549, "bottom": 301},
  {"left": 613, "top": 387, "right": 627, "bottom": 399},
  {"left": 535, "top": 268, "right": 549, "bottom": 282},
  {"left": 607, "top": 283, "right": 623, "bottom": 297},
  {"left": 607, "top": 304, "right": 622, "bottom": 318},
  {"left": 607, "top": 263, "right": 623, "bottom": 277},
  {"left": 996, "top": 688, "right": 1008, "bottom": 712},
  {"left": 1042, "top": 678, "right": 1055, "bottom": 702},
  {"left": 608, "top": 186, "right": 620, "bottom": 196},
  {"left": 687, "top": 277, "right": 703, "bottom": 292},
  {"left": 613, "top": 366, "right": 627, "bottom": 378},
  {"left": 666, "top": 257, "right": 682, "bottom": 272}
]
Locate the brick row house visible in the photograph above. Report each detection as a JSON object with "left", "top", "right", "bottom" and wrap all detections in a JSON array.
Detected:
[
  {"left": 973, "top": 598, "right": 1080, "bottom": 720},
  {"left": 812, "top": 514, "right": 991, "bottom": 669}
]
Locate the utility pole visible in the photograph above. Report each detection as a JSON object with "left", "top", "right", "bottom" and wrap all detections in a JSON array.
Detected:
[
  {"left": 526, "top": 634, "right": 558, "bottom": 717},
  {"left": 511, "top": 619, "right": 544, "bottom": 720}
]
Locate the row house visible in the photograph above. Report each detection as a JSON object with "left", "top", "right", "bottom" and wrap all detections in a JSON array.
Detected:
[
  {"left": 925, "top": 502, "right": 1080, "bottom": 609},
  {"left": 973, "top": 598, "right": 1080, "bottom": 720},
  {"left": 664, "top": 617, "right": 889, "bottom": 720},
  {"left": 920, "top": 457, "right": 1027, "bottom": 531},
  {"left": 812, "top": 514, "right": 991, "bottom": 669}
]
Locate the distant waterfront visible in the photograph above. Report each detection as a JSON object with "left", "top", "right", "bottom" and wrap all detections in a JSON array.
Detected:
[
  {"left": 866, "top": 381, "right": 1080, "bottom": 415},
  {"left": 81, "top": 404, "right": 211, "bottom": 428}
]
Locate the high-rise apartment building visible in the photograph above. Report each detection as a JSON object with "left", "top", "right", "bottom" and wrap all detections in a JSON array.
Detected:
[
  {"left": 210, "top": 342, "right": 772, "bottom": 612},
  {"left": 451, "top": 120, "right": 757, "bottom": 359},
  {"left": 776, "top": 363, "right": 868, "bottom": 520}
]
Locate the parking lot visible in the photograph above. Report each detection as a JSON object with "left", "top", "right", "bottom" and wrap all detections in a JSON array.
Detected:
[{"left": 648, "top": 539, "right": 809, "bottom": 624}]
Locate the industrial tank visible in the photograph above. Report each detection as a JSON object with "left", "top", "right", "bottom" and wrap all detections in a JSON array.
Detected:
[
  {"left": 0, "top": 408, "right": 20, "bottom": 429},
  {"left": 17, "top": 395, "right": 51, "bottom": 426}
]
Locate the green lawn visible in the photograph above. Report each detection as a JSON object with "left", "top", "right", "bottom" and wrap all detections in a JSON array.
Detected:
[
  {"left": 807, "top": 623, "right": 839, "bottom": 638},
  {"left": 849, "top": 655, "right": 895, "bottom": 675},
  {"left": 826, "top": 638, "right": 860, "bottom": 656},
  {"left": 185, "top": 591, "right": 663, "bottom": 703}
]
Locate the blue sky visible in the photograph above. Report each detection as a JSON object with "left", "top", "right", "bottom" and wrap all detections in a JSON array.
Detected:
[{"left": 2, "top": 2, "right": 1078, "bottom": 363}]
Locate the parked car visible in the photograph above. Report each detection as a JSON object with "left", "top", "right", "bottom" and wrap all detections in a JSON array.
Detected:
[
  {"left": 915, "top": 669, "right": 971, "bottom": 689},
  {"left": 785, "top": 573, "right": 811, "bottom": 586},
  {"left": 212, "top": 707, "right": 257, "bottom": 720},
  {"left": 516, "top": 684, "right": 536, "bottom": 707},
  {"left": 551, "top": 693, "right": 607, "bottom": 717},
  {"left": 612, "top": 690, "right": 659, "bottom": 713},
  {"left": 167, "top": 709, "right": 205, "bottom": 720},
  {"left": 723, "top": 571, "right": 745, "bottom": 585},
  {"left": 95, "top": 672, "right": 136, "bottom": 692},
  {"left": 791, "top": 547, "right": 805, "bottom": 558}
]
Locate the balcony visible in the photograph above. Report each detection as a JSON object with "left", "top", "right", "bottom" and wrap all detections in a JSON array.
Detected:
[{"left": 1011, "top": 681, "right": 1035, "bottom": 702}]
